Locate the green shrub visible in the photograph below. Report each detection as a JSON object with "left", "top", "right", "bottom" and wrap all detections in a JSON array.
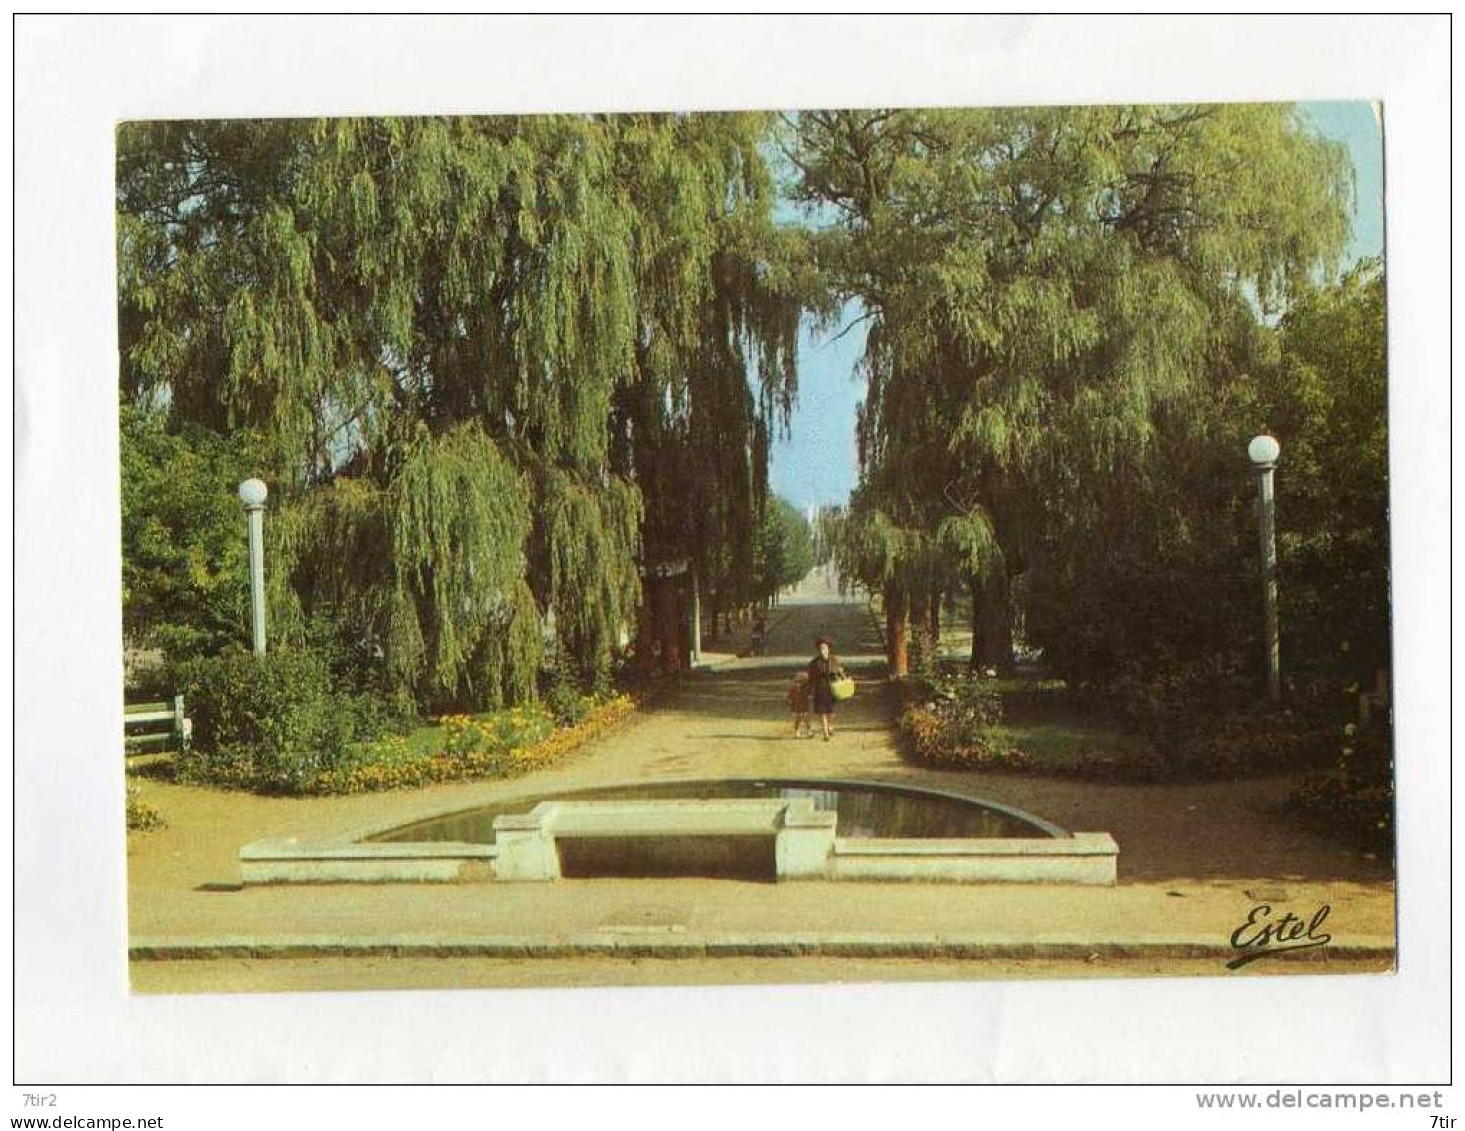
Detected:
[
  {"left": 488, "top": 704, "right": 554, "bottom": 749},
  {"left": 939, "top": 674, "right": 1003, "bottom": 730},
  {"left": 899, "top": 703, "right": 1031, "bottom": 769},
  {"left": 1098, "top": 660, "right": 1337, "bottom": 775},
  {"left": 1288, "top": 773, "right": 1394, "bottom": 857},
  {"left": 898, "top": 667, "right": 1028, "bottom": 769},
  {"left": 545, "top": 680, "right": 593, "bottom": 726},
  {"left": 125, "top": 781, "right": 164, "bottom": 831},
  {"left": 173, "top": 646, "right": 390, "bottom": 792}
]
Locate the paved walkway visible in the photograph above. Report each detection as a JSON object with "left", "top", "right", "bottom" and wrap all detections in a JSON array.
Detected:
[{"left": 128, "top": 579, "right": 1395, "bottom": 985}]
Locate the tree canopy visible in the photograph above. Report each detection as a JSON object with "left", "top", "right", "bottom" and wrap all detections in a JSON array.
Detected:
[
  {"left": 119, "top": 104, "right": 1385, "bottom": 710},
  {"left": 790, "top": 104, "right": 1355, "bottom": 676},
  {"left": 118, "top": 113, "right": 812, "bottom": 706},
  {"left": 754, "top": 497, "right": 816, "bottom": 597}
]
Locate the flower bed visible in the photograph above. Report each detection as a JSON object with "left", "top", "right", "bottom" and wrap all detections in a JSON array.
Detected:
[
  {"left": 177, "top": 693, "right": 638, "bottom": 795},
  {"left": 895, "top": 671, "right": 1032, "bottom": 771},
  {"left": 893, "top": 664, "right": 1339, "bottom": 782},
  {"left": 898, "top": 702, "right": 1033, "bottom": 770}
]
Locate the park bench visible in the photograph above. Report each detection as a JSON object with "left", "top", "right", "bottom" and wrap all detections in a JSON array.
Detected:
[{"left": 124, "top": 695, "right": 192, "bottom": 756}]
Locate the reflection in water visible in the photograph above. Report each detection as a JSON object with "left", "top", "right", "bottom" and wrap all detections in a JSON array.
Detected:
[{"left": 371, "top": 779, "right": 1058, "bottom": 844}]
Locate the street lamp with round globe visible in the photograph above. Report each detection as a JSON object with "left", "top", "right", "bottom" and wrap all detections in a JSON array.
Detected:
[
  {"left": 238, "top": 478, "right": 269, "bottom": 509},
  {"left": 1248, "top": 434, "right": 1281, "bottom": 467},
  {"left": 1248, "top": 436, "right": 1281, "bottom": 701},
  {"left": 238, "top": 478, "right": 269, "bottom": 654}
]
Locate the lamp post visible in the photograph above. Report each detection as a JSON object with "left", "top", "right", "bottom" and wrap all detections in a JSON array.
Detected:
[
  {"left": 1247, "top": 435, "right": 1281, "bottom": 702},
  {"left": 689, "top": 567, "right": 702, "bottom": 665},
  {"left": 238, "top": 478, "right": 269, "bottom": 656}
]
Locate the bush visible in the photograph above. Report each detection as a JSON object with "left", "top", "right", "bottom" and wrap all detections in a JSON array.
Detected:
[
  {"left": 897, "top": 667, "right": 1029, "bottom": 770},
  {"left": 1096, "top": 660, "right": 1337, "bottom": 776},
  {"left": 1286, "top": 717, "right": 1393, "bottom": 855},
  {"left": 1288, "top": 773, "right": 1394, "bottom": 857},
  {"left": 545, "top": 680, "right": 594, "bottom": 726},
  {"left": 125, "top": 781, "right": 164, "bottom": 831},
  {"left": 899, "top": 703, "right": 1031, "bottom": 769},
  {"left": 120, "top": 405, "right": 259, "bottom": 665},
  {"left": 173, "top": 646, "right": 391, "bottom": 792}
]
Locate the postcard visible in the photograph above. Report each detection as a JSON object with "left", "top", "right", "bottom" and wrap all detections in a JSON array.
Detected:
[{"left": 116, "top": 101, "right": 1394, "bottom": 993}]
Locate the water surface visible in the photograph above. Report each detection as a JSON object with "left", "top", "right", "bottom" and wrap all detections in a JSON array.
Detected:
[{"left": 370, "top": 778, "right": 1064, "bottom": 843}]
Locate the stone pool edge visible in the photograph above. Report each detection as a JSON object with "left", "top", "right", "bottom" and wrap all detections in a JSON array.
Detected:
[{"left": 239, "top": 814, "right": 1119, "bottom": 885}]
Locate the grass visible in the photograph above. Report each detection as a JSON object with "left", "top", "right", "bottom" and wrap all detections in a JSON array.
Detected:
[
  {"left": 983, "top": 715, "right": 1150, "bottom": 768},
  {"left": 896, "top": 660, "right": 1156, "bottom": 775},
  {"left": 986, "top": 675, "right": 1067, "bottom": 695},
  {"left": 402, "top": 719, "right": 452, "bottom": 756},
  {"left": 922, "top": 597, "right": 1142, "bottom": 769}
]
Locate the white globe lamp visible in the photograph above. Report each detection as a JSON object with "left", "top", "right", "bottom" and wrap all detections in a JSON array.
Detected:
[{"left": 1247, "top": 434, "right": 1280, "bottom": 467}]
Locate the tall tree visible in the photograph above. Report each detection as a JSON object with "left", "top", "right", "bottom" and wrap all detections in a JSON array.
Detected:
[
  {"left": 753, "top": 496, "right": 816, "bottom": 600},
  {"left": 792, "top": 105, "right": 1351, "bottom": 675},
  {"left": 117, "top": 113, "right": 806, "bottom": 706},
  {"left": 1263, "top": 260, "right": 1390, "bottom": 684}
]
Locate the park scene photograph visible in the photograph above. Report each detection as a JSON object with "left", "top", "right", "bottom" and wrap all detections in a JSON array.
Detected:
[{"left": 118, "top": 103, "right": 1394, "bottom": 993}]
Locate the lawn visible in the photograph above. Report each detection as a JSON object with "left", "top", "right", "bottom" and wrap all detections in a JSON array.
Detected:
[
  {"left": 401, "top": 718, "right": 455, "bottom": 756},
  {"left": 983, "top": 715, "right": 1151, "bottom": 769}
]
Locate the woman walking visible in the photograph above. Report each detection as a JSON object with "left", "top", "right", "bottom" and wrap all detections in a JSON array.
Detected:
[{"left": 806, "top": 637, "right": 845, "bottom": 741}]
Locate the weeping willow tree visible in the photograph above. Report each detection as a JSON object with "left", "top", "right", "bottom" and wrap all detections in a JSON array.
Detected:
[
  {"left": 793, "top": 105, "right": 1351, "bottom": 676},
  {"left": 604, "top": 115, "right": 815, "bottom": 663},
  {"left": 118, "top": 113, "right": 807, "bottom": 707}
]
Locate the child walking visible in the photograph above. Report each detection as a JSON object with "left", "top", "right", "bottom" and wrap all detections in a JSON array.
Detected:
[{"left": 787, "top": 671, "right": 813, "bottom": 739}]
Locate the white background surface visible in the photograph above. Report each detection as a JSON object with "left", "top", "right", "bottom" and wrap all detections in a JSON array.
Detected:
[{"left": 9, "top": 12, "right": 1453, "bottom": 1099}]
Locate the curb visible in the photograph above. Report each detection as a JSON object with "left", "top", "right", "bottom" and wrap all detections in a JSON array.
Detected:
[{"left": 129, "top": 934, "right": 1397, "bottom": 964}]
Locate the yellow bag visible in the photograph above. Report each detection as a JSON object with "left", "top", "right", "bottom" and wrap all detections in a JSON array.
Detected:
[{"left": 830, "top": 676, "right": 856, "bottom": 701}]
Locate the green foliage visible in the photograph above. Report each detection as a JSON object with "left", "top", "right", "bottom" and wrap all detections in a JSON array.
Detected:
[
  {"left": 1026, "top": 262, "right": 1389, "bottom": 694},
  {"left": 753, "top": 496, "right": 815, "bottom": 597},
  {"left": 118, "top": 114, "right": 809, "bottom": 706},
  {"left": 173, "top": 646, "right": 386, "bottom": 792},
  {"left": 370, "top": 423, "right": 545, "bottom": 707},
  {"left": 544, "top": 678, "right": 594, "bottom": 726},
  {"left": 897, "top": 666, "right": 1025, "bottom": 768},
  {"left": 1288, "top": 771, "right": 1393, "bottom": 857},
  {"left": 794, "top": 105, "right": 1356, "bottom": 685},
  {"left": 125, "top": 781, "right": 165, "bottom": 831},
  {"left": 531, "top": 464, "right": 643, "bottom": 688},
  {"left": 1100, "top": 660, "right": 1335, "bottom": 775},
  {"left": 120, "top": 402, "right": 261, "bottom": 661},
  {"left": 1266, "top": 261, "right": 1390, "bottom": 683},
  {"left": 812, "top": 506, "right": 843, "bottom": 567}
]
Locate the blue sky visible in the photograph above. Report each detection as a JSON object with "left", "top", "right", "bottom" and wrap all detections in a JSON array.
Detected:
[{"left": 767, "top": 101, "right": 1385, "bottom": 512}]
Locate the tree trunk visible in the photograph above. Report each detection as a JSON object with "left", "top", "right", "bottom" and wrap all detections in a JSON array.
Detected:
[
  {"left": 885, "top": 585, "right": 909, "bottom": 679},
  {"left": 635, "top": 581, "right": 658, "bottom": 672},
  {"left": 969, "top": 574, "right": 981, "bottom": 671},
  {"left": 909, "top": 589, "right": 931, "bottom": 674},
  {"left": 655, "top": 577, "right": 681, "bottom": 673},
  {"left": 929, "top": 588, "right": 941, "bottom": 646},
  {"left": 676, "top": 585, "right": 692, "bottom": 671},
  {"left": 974, "top": 571, "right": 1014, "bottom": 674}
]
